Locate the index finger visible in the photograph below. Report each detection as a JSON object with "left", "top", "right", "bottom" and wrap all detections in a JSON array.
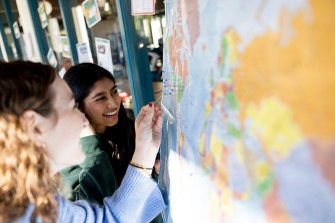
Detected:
[{"left": 135, "top": 103, "right": 151, "bottom": 129}]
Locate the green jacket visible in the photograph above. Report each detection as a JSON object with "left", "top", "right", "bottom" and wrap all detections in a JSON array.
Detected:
[{"left": 59, "top": 135, "right": 118, "bottom": 206}]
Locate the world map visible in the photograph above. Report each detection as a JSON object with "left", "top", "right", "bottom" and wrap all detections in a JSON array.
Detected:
[{"left": 160, "top": 0, "right": 335, "bottom": 222}]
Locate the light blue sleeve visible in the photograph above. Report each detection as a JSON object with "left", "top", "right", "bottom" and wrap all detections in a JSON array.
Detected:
[{"left": 57, "top": 166, "right": 167, "bottom": 223}]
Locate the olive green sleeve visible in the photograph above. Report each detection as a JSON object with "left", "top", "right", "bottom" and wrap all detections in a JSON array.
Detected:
[
  {"left": 59, "top": 135, "right": 118, "bottom": 206},
  {"left": 76, "top": 152, "right": 118, "bottom": 205}
]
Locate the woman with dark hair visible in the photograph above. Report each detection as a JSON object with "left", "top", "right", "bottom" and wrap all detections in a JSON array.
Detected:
[
  {"left": 62, "top": 63, "right": 135, "bottom": 184},
  {"left": 62, "top": 63, "right": 162, "bottom": 223},
  {"left": 0, "top": 60, "right": 165, "bottom": 222}
]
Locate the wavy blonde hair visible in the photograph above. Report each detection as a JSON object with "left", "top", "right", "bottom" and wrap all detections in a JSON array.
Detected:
[
  {"left": 0, "top": 115, "right": 57, "bottom": 222},
  {"left": 0, "top": 61, "right": 58, "bottom": 222}
]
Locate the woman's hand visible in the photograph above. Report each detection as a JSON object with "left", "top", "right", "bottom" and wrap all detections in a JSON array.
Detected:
[{"left": 132, "top": 103, "right": 163, "bottom": 169}]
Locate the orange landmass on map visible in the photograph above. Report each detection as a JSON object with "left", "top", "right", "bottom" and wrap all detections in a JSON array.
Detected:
[
  {"left": 264, "top": 182, "right": 292, "bottom": 223},
  {"left": 310, "top": 140, "right": 335, "bottom": 191},
  {"left": 184, "top": 0, "right": 200, "bottom": 52},
  {"left": 234, "top": 0, "right": 335, "bottom": 142},
  {"left": 167, "top": 0, "right": 201, "bottom": 82}
]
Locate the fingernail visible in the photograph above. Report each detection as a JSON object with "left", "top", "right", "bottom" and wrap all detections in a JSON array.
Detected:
[{"left": 148, "top": 102, "right": 152, "bottom": 107}]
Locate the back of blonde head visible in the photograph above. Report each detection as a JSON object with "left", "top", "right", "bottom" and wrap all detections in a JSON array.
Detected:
[{"left": 0, "top": 61, "right": 57, "bottom": 223}]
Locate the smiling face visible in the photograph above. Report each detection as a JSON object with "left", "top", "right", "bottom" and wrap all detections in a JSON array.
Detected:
[
  {"left": 42, "top": 76, "right": 87, "bottom": 173},
  {"left": 83, "top": 77, "right": 121, "bottom": 134}
]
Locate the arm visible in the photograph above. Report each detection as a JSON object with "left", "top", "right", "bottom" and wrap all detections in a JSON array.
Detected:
[
  {"left": 76, "top": 152, "right": 118, "bottom": 205},
  {"left": 57, "top": 166, "right": 166, "bottom": 222},
  {"left": 57, "top": 104, "right": 166, "bottom": 222},
  {"left": 79, "top": 135, "right": 118, "bottom": 205}
]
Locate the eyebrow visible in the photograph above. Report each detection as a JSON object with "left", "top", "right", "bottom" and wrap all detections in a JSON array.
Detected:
[
  {"left": 92, "top": 92, "right": 105, "bottom": 100},
  {"left": 91, "top": 86, "right": 117, "bottom": 100}
]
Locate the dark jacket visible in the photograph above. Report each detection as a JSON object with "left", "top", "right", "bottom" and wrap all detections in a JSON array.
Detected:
[
  {"left": 99, "top": 116, "right": 136, "bottom": 185},
  {"left": 59, "top": 135, "right": 118, "bottom": 206}
]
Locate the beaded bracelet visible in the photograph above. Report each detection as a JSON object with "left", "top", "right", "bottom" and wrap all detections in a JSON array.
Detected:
[{"left": 130, "top": 161, "right": 153, "bottom": 176}]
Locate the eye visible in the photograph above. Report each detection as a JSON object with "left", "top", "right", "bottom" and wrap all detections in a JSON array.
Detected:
[
  {"left": 111, "top": 89, "right": 118, "bottom": 95},
  {"left": 95, "top": 96, "right": 106, "bottom": 102}
]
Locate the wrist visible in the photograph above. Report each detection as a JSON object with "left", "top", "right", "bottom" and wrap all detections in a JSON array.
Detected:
[
  {"left": 131, "top": 150, "right": 156, "bottom": 168},
  {"left": 130, "top": 161, "right": 152, "bottom": 177}
]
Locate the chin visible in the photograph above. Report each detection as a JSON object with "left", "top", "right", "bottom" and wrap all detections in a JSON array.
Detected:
[{"left": 106, "top": 119, "right": 118, "bottom": 127}]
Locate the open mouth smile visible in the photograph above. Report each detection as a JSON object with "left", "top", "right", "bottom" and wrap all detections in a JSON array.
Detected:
[{"left": 103, "top": 111, "right": 117, "bottom": 117}]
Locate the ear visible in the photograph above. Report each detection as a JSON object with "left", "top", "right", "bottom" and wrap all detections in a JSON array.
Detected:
[{"left": 21, "top": 110, "right": 46, "bottom": 143}]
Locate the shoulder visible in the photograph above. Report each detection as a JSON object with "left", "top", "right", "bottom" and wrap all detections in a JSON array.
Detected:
[
  {"left": 59, "top": 165, "right": 82, "bottom": 180},
  {"left": 79, "top": 149, "right": 111, "bottom": 170},
  {"left": 80, "top": 134, "right": 102, "bottom": 154}
]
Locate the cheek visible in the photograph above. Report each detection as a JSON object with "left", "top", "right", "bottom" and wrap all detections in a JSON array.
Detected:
[
  {"left": 60, "top": 108, "right": 83, "bottom": 129},
  {"left": 61, "top": 113, "right": 83, "bottom": 140},
  {"left": 64, "top": 113, "right": 85, "bottom": 150},
  {"left": 115, "top": 95, "right": 122, "bottom": 107},
  {"left": 45, "top": 112, "right": 84, "bottom": 164},
  {"left": 85, "top": 104, "right": 106, "bottom": 119},
  {"left": 57, "top": 112, "right": 86, "bottom": 168}
]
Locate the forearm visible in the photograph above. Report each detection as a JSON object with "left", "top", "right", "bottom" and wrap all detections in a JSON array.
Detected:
[
  {"left": 104, "top": 166, "right": 167, "bottom": 222},
  {"left": 57, "top": 166, "right": 166, "bottom": 222}
]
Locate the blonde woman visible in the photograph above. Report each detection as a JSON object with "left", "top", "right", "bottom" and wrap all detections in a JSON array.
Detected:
[{"left": 0, "top": 61, "right": 166, "bottom": 223}]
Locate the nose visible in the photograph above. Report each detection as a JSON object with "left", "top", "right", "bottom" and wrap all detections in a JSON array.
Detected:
[{"left": 107, "top": 97, "right": 118, "bottom": 108}]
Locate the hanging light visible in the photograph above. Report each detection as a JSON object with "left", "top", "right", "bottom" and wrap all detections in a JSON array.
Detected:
[
  {"left": 97, "top": 0, "right": 106, "bottom": 8},
  {"left": 104, "top": 2, "right": 111, "bottom": 12}
]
